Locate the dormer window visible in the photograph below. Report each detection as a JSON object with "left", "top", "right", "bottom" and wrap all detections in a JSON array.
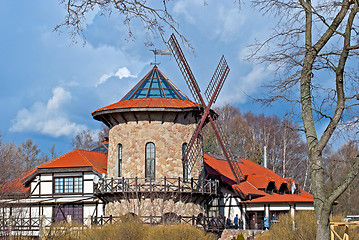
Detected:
[{"left": 265, "top": 181, "right": 276, "bottom": 195}]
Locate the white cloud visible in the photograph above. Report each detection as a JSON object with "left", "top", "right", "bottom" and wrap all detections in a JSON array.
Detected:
[
  {"left": 96, "top": 67, "right": 136, "bottom": 86},
  {"left": 218, "top": 66, "right": 269, "bottom": 104},
  {"left": 47, "top": 87, "right": 71, "bottom": 110},
  {"left": 11, "top": 87, "right": 87, "bottom": 137},
  {"left": 115, "top": 67, "right": 136, "bottom": 79},
  {"left": 173, "top": 0, "right": 203, "bottom": 24},
  {"left": 214, "top": 7, "right": 245, "bottom": 42}
]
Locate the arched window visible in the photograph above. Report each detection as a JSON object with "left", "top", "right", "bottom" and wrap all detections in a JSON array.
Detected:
[
  {"left": 182, "top": 143, "right": 189, "bottom": 181},
  {"left": 145, "top": 142, "right": 155, "bottom": 180},
  {"left": 117, "top": 144, "right": 122, "bottom": 177}
]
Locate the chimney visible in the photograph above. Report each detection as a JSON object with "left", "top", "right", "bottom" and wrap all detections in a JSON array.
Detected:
[{"left": 263, "top": 146, "right": 267, "bottom": 168}]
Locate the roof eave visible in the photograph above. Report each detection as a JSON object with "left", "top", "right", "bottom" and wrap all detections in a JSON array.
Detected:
[
  {"left": 22, "top": 167, "right": 103, "bottom": 186},
  {"left": 92, "top": 106, "right": 202, "bottom": 120}
]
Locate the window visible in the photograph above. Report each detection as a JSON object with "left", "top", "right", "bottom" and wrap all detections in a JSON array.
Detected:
[
  {"left": 53, "top": 204, "right": 83, "bottom": 223},
  {"left": 54, "top": 177, "right": 83, "bottom": 193},
  {"left": 145, "top": 142, "right": 155, "bottom": 180},
  {"left": 118, "top": 144, "right": 122, "bottom": 177},
  {"left": 182, "top": 143, "right": 189, "bottom": 181}
]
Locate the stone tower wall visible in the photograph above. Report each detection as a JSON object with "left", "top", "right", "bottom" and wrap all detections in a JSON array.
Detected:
[
  {"left": 105, "top": 199, "right": 205, "bottom": 218},
  {"left": 107, "top": 111, "right": 203, "bottom": 180}
]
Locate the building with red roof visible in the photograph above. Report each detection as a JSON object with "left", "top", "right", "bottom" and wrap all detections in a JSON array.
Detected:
[{"left": 0, "top": 65, "right": 313, "bottom": 235}]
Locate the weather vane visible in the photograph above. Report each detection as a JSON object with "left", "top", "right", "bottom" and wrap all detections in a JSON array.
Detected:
[{"left": 150, "top": 48, "right": 171, "bottom": 66}]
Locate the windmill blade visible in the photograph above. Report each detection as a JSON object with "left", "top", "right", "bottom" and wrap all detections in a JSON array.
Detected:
[
  {"left": 208, "top": 114, "right": 243, "bottom": 186},
  {"left": 167, "top": 34, "right": 205, "bottom": 106},
  {"left": 204, "top": 55, "right": 230, "bottom": 106},
  {"left": 183, "top": 109, "right": 210, "bottom": 171},
  {"left": 183, "top": 125, "right": 204, "bottom": 175}
]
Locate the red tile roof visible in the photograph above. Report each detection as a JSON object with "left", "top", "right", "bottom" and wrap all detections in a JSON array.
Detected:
[
  {"left": 204, "top": 153, "right": 313, "bottom": 203},
  {"left": 0, "top": 177, "right": 30, "bottom": 196},
  {"left": 92, "top": 98, "right": 198, "bottom": 115},
  {"left": 241, "top": 193, "right": 313, "bottom": 203},
  {"left": 38, "top": 149, "right": 107, "bottom": 174},
  {"left": 0, "top": 149, "right": 107, "bottom": 196},
  {"left": 0, "top": 168, "right": 36, "bottom": 196}
]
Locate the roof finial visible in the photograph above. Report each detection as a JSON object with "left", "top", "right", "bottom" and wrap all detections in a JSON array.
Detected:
[{"left": 150, "top": 48, "right": 171, "bottom": 66}]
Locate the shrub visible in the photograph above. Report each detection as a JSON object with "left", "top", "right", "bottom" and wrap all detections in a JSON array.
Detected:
[
  {"left": 236, "top": 232, "right": 245, "bottom": 240},
  {"left": 256, "top": 211, "right": 316, "bottom": 240},
  {"left": 147, "top": 224, "right": 217, "bottom": 240},
  {"left": 256, "top": 211, "right": 359, "bottom": 240},
  {"left": 44, "top": 216, "right": 217, "bottom": 240}
]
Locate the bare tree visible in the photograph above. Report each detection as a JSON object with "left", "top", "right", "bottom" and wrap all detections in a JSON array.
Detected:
[
  {"left": 325, "top": 140, "right": 359, "bottom": 215},
  {"left": 0, "top": 136, "right": 52, "bottom": 187},
  {"left": 204, "top": 105, "right": 309, "bottom": 188},
  {"left": 247, "top": 1, "right": 359, "bottom": 239},
  {"left": 56, "top": 0, "right": 191, "bottom": 48},
  {"left": 71, "top": 125, "right": 109, "bottom": 151},
  {"left": 0, "top": 136, "right": 22, "bottom": 185},
  {"left": 19, "top": 139, "right": 47, "bottom": 172}
]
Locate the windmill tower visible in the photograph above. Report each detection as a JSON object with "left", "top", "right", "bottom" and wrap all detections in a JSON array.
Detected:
[{"left": 92, "top": 63, "right": 218, "bottom": 221}]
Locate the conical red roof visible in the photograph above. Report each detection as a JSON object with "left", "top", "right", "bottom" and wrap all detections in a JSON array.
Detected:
[{"left": 92, "top": 66, "right": 199, "bottom": 117}]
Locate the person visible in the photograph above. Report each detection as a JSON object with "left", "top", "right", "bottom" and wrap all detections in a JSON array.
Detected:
[
  {"left": 226, "top": 217, "right": 231, "bottom": 229},
  {"left": 238, "top": 217, "right": 243, "bottom": 229},
  {"left": 264, "top": 214, "right": 269, "bottom": 230},
  {"left": 234, "top": 214, "right": 239, "bottom": 229}
]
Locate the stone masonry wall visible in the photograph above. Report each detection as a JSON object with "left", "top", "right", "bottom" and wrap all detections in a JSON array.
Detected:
[
  {"left": 107, "top": 111, "right": 203, "bottom": 180},
  {"left": 105, "top": 199, "right": 205, "bottom": 218}
]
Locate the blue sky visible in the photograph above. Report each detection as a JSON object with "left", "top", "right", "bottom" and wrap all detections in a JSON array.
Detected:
[{"left": 0, "top": 0, "right": 291, "bottom": 156}]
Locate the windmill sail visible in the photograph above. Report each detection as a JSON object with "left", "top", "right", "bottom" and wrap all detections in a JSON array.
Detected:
[
  {"left": 205, "top": 55, "right": 229, "bottom": 105},
  {"left": 167, "top": 34, "right": 204, "bottom": 105},
  {"left": 167, "top": 33, "right": 243, "bottom": 190}
]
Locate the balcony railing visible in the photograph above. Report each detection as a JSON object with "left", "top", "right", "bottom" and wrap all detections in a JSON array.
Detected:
[{"left": 94, "top": 177, "right": 218, "bottom": 196}]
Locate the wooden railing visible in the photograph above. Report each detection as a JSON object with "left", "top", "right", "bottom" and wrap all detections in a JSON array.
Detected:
[
  {"left": 91, "top": 215, "right": 226, "bottom": 232},
  {"left": 330, "top": 222, "right": 359, "bottom": 240},
  {"left": 0, "top": 216, "right": 41, "bottom": 236},
  {"left": 94, "top": 177, "right": 219, "bottom": 196},
  {"left": 0, "top": 214, "right": 228, "bottom": 236}
]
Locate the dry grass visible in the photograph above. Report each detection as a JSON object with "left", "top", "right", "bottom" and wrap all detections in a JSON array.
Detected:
[
  {"left": 43, "top": 215, "right": 216, "bottom": 240},
  {"left": 256, "top": 211, "right": 359, "bottom": 240}
]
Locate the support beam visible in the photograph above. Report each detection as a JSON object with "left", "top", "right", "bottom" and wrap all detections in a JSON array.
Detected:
[
  {"left": 132, "top": 112, "right": 138, "bottom": 123},
  {"left": 120, "top": 113, "right": 128, "bottom": 124}
]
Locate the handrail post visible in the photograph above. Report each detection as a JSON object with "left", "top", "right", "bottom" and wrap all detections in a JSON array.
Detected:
[
  {"left": 202, "top": 180, "right": 204, "bottom": 194},
  {"left": 150, "top": 177, "right": 152, "bottom": 192},
  {"left": 135, "top": 177, "right": 138, "bottom": 192},
  {"left": 164, "top": 176, "right": 167, "bottom": 192},
  {"left": 111, "top": 177, "right": 114, "bottom": 193},
  {"left": 191, "top": 178, "right": 193, "bottom": 193},
  {"left": 178, "top": 177, "right": 181, "bottom": 193}
]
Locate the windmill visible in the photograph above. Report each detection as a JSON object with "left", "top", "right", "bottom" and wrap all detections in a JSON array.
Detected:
[{"left": 167, "top": 34, "right": 244, "bottom": 191}]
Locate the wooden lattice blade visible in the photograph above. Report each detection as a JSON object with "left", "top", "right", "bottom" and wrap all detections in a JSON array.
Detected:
[
  {"left": 167, "top": 34, "right": 205, "bottom": 106},
  {"left": 205, "top": 56, "right": 230, "bottom": 105}
]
